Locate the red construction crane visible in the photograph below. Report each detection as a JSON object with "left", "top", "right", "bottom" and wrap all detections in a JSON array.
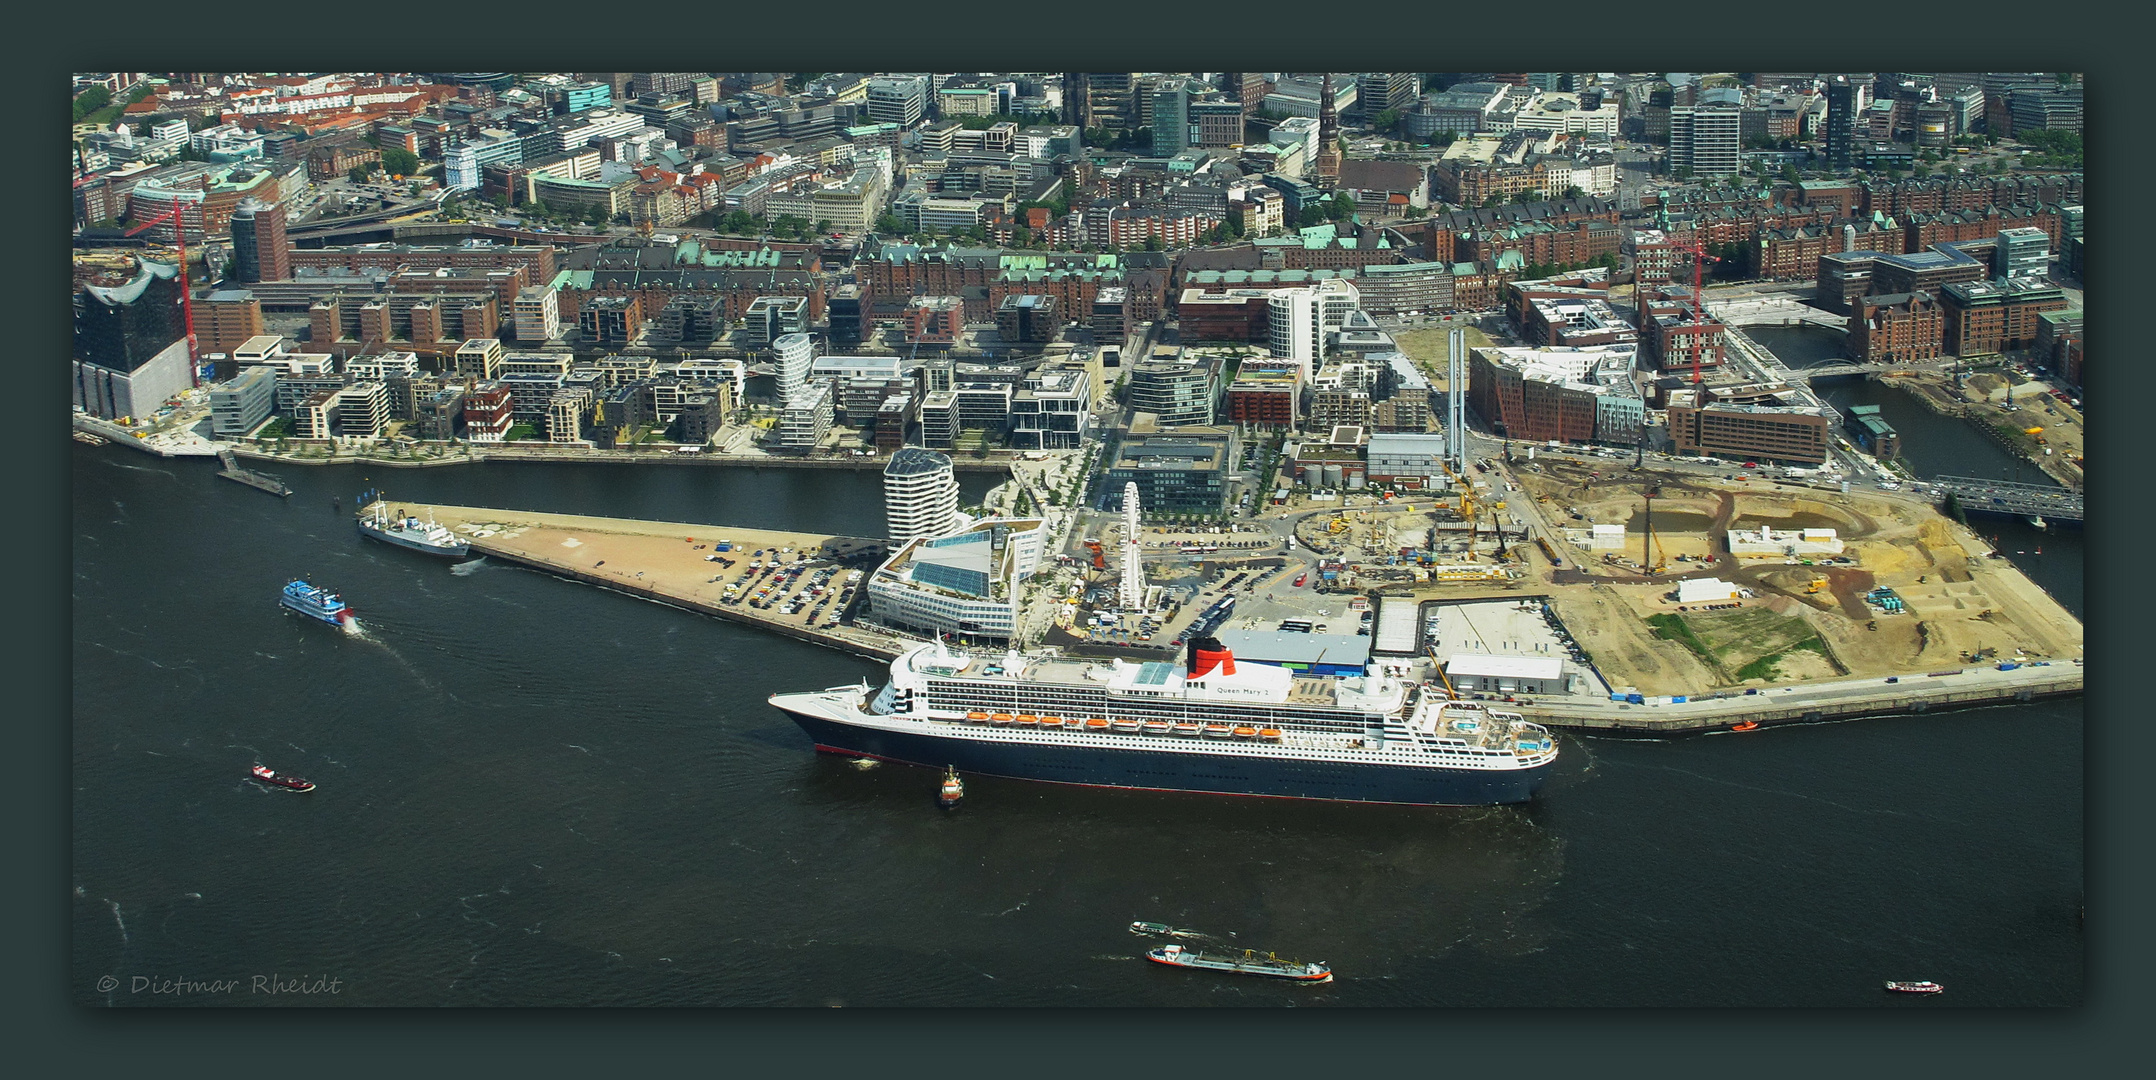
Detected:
[
  {"left": 1669, "top": 235, "right": 1720, "bottom": 388},
  {"left": 123, "top": 195, "right": 203, "bottom": 388}
]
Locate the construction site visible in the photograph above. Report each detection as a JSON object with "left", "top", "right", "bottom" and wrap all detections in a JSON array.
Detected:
[{"left": 1496, "top": 454, "right": 2083, "bottom": 700}]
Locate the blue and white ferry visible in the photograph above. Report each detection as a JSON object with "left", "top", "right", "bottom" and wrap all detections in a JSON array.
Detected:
[{"left": 281, "top": 579, "right": 351, "bottom": 627}]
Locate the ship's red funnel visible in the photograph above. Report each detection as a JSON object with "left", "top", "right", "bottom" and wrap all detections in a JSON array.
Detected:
[{"left": 1189, "top": 636, "right": 1236, "bottom": 678}]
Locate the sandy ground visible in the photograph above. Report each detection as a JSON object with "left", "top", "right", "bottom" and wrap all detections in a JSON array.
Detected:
[
  {"left": 384, "top": 502, "right": 907, "bottom": 656},
  {"left": 1469, "top": 462, "right": 2083, "bottom": 696}
]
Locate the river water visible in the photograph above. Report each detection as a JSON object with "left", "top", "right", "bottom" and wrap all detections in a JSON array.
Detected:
[{"left": 71, "top": 415, "right": 2080, "bottom": 1006}]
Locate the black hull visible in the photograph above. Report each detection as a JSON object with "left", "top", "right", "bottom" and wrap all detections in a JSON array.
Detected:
[{"left": 778, "top": 708, "right": 1551, "bottom": 806}]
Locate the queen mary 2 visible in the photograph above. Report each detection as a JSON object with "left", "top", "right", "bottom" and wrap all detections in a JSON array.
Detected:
[{"left": 768, "top": 636, "right": 1557, "bottom": 805}]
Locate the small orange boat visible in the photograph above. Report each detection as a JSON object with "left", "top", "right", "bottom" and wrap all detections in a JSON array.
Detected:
[
  {"left": 1084, "top": 718, "right": 1110, "bottom": 731},
  {"left": 1039, "top": 716, "right": 1065, "bottom": 728},
  {"left": 990, "top": 713, "right": 1014, "bottom": 725},
  {"left": 1257, "top": 728, "right": 1282, "bottom": 741},
  {"left": 1014, "top": 714, "right": 1040, "bottom": 727},
  {"left": 1231, "top": 726, "right": 1258, "bottom": 738},
  {"left": 1731, "top": 721, "right": 1761, "bottom": 732}
]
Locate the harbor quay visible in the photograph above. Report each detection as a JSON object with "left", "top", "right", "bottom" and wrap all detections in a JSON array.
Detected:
[
  {"left": 379, "top": 502, "right": 2081, "bottom": 736},
  {"left": 384, "top": 502, "right": 911, "bottom": 663}
]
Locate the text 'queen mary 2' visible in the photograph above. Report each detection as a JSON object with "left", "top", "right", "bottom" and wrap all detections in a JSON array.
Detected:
[{"left": 769, "top": 637, "right": 1557, "bottom": 806}]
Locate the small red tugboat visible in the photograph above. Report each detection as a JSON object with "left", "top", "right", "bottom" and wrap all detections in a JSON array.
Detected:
[
  {"left": 938, "top": 766, "right": 964, "bottom": 809},
  {"left": 250, "top": 765, "right": 316, "bottom": 793}
]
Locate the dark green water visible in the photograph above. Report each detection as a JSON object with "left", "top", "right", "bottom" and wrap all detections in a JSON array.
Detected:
[{"left": 71, "top": 449, "right": 2081, "bottom": 1006}]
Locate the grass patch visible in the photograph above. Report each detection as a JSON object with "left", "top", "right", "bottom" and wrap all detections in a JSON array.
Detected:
[
  {"left": 1645, "top": 613, "right": 1713, "bottom": 661},
  {"left": 1733, "top": 634, "right": 1834, "bottom": 682}
]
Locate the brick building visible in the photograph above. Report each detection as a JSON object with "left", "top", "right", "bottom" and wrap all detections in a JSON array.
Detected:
[
  {"left": 1847, "top": 292, "right": 1944, "bottom": 363},
  {"left": 1939, "top": 279, "right": 2068, "bottom": 356}
]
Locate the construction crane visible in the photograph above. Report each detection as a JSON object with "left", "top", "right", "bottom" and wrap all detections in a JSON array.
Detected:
[
  {"left": 1425, "top": 645, "right": 1460, "bottom": 699},
  {"left": 122, "top": 195, "right": 204, "bottom": 389},
  {"left": 1641, "top": 484, "right": 1668, "bottom": 574},
  {"left": 1664, "top": 236, "right": 1722, "bottom": 390},
  {"left": 1435, "top": 458, "right": 1478, "bottom": 554}
]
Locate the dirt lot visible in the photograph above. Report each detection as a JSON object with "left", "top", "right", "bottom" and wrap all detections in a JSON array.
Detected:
[{"left": 1500, "top": 461, "right": 2082, "bottom": 695}]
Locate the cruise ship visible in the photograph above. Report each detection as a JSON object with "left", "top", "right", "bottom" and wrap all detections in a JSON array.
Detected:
[{"left": 769, "top": 637, "right": 1557, "bottom": 805}]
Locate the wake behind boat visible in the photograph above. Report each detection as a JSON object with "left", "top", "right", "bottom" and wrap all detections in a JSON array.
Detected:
[
  {"left": 1147, "top": 944, "right": 1330, "bottom": 983},
  {"left": 356, "top": 490, "right": 471, "bottom": 559},
  {"left": 281, "top": 579, "right": 350, "bottom": 627}
]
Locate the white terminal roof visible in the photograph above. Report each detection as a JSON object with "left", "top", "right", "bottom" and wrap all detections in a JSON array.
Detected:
[{"left": 1444, "top": 654, "right": 1564, "bottom": 680}]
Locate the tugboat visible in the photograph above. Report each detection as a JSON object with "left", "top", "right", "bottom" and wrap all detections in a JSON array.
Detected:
[
  {"left": 280, "top": 579, "right": 351, "bottom": 627},
  {"left": 249, "top": 765, "right": 315, "bottom": 793},
  {"left": 1147, "top": 944, "right": 1330, "bottom": 983},
  {"left": 356, "top": 491, "right": 471, "bottom": 559},
  {"left": 1883, "top": 980, "right": 1944, "bottom": 995},
  {"left": 937, "top": 766, "right": 964, "bottom": 809}
]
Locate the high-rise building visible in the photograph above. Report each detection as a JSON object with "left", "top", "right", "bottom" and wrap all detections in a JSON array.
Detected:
[
  {"left": 228, "top": 198, "right": 289, "bottom": 284},
  {"left": 1267, "top": 279, "right": 1361, "bottom": 372},
  {"left": 1670, "top": 104, "right": 1741, "bottom": 178},
  {"left": 513, "top": 285, "right": 561, "bottom": 342},
  {"left": 1995, "top": 227, "right": 2050, "bottom": 281},
  {"left": 883, "top": 447, "right": 965, "bottom": 543},
  {"left": 1151, "top": 78, "right": 1190, "bottom": 156},
  {"left": 774, "top": 332, "right": 816, "bottom": 402},
  {"left": 866, "top": 76, "right": 929, "bottom": 128},
  {"left": 73, "top": 259, "right": 193, "bottom": 420},
  {"left": 1825, "top": 76, "right": 1857, "bottom": 168}
]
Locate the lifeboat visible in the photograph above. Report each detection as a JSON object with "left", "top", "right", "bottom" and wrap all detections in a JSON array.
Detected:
[
  {"left": 991, "top": 713, "right": 1015, "bottom": 725},
  {"left": 1142, "top": 721, "right": 1172, "bottom": 735},
  {"left": 1232, "top": 726, "right": 1258, "bottom": 739},
  {"left": 1731, "top": 721, "right": 1761, "bottom": 732},
  {"left": 1039, "top": 716, "right": 1065, "bottom": 728},
  {"left": 1202, "top": 724, "right": 1234, "bottom": 738},
  {"left": 1111, "top": 719, "right": 1142, "bottom": 733},
  {"left": 1084, "top": 718, "right": 1110, "bottom": 731},
  {"left": 1014, "top": 714, "right": 1040, "bottom": 727},
  {"left": 1172, "top": 723, "right": 1202, "bottom": 737},
  {"left": 1258, "top": 728, "right": 1283, "bottom": 741},
  {"left": 966, "top": 711, "right": 989, "bottom": 722}
]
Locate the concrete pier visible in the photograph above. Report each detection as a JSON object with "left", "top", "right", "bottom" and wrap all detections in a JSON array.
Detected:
[{"left": 382, "top": 502, "right": 914, "bottom": 663}]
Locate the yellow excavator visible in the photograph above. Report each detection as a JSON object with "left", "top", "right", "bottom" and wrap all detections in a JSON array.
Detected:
[{"left": 1805, "top": 577, "right": 1829, "bottom": 594}]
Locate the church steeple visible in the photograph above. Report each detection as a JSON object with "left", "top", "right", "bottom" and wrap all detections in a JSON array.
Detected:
[{"left": 1315, "top": 73, "right": 1342, "bottom": 188}]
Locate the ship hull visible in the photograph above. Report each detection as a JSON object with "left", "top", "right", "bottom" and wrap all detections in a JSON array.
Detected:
[
  {"left": 357, "top": 521, "right": 471, "bottom": 559},
  {"left": 280, "top": 597, "right": 347, "bottom": 626},
  {"left": 774, "top": 696, "right": 1551, "bottom": 806}
]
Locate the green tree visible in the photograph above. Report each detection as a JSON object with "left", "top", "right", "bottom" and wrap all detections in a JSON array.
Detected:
[
  {"left": 1011, "top": 224, "right": 1033, "bottom": 247},
  {"left": 1371, "top": 108, "right": 1401, "bottom": 134},
  {"left": 1562, "top": 185, "right": 1585, "bottom": 201},
  {"left": 380, "top": 147, "right": 420, "bottom": 176},
  {"left": 874, "top": 212, "right": 908, "bottom": 236},
  {"left": 1298, "top": 204, "right": 1328, "bottom": 227},
  {"left": 815, "top": 219, "right": 835, "bottom": 236},
  {"left": 1328, "top": 192, "right": 1357, "bottom": 220},
  {"left": 347, "top": 164, "right": 372, "bottom": 184},
  {"left": 71, "top": 85, "right": 112, "bottom": 122},
  {"left": 1144, "top": 234, "right": 1164, "bottom": 251}
]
